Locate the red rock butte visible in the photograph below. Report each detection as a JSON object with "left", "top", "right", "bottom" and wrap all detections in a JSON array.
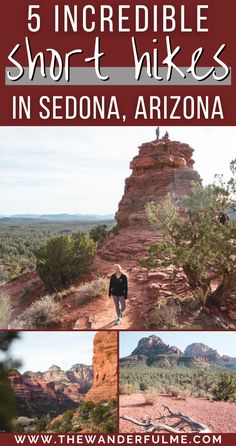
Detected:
[
  {"left": 115, "top": 135, "right": 201, "bottom": 228},
  {"left": 85, "top": 332, "right": 117, "bottom": 402}
]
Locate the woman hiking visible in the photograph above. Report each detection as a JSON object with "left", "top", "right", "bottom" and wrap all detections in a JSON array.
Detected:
[{"left": 109, "top": 264, "right": 128, "bottom": 325}]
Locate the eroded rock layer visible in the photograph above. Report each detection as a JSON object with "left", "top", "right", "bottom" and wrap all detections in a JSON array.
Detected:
[{"left": 8, "top": 364, "right": 93, "bottom": 416}]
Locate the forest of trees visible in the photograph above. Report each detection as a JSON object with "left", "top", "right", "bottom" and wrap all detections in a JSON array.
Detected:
[
  {"left": 0, "top": 221, "right": 113, "bottom": 282},
  {"left": 120, "top": 364, "right": 236, "bottom": 401}
]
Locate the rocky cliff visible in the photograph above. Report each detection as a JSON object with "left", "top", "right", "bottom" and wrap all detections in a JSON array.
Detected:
[
  {"left": 98, "top": 134, "right": 201, "bottom": 266},
  {"left": 8, "top": 363, "right": 93, "bottom": 416},
  {"left": 120, "top": 335, "right": 236, "bottom": 370},
  {"left": 85, "top": 332, "right": 117, "bottom": 402},
  {"left": 115, "top": 136, "right": 201, "bottom": 228},
  {"left": 132, "top": 335, "right": 181, "bottom": 356},
  {"left": 184, "top": 343, "right": 220, "bottom": 361}
]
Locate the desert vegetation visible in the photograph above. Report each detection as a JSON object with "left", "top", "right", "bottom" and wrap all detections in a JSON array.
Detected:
[
  {"left": 0, "top": 220, "right": 113, "bottom": 283},
  {"left": 89, "top": 224, "right": 109, "bottom": 244},
  {"left": 144, "top": 160, "right": 236, "bottom": 307},
  {"left": 12, "top": 399, "right": 117, "bottom": 433},
  {"left": 35, "top": 232, "right": 97, "bottom": 291},
  {"left": 76, "top": 278, "right": 108, "bottom": 304},
  {"left": 0, "top": 292, "right": 12, "bottom": 328},
  {"left": 9, "top": 295, "right": 60, "bottom": 329},
  {"left": 120, "top": 365, "right": 236, "bottom": 402},
  {"left": 9, "top": 277, "right": 108, "bottom": 329}
]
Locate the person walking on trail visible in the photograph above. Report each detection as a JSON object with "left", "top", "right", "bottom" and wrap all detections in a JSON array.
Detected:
[
  {"left": 219, "top": 212, "right": 230, "bottom": 225},
  {"left": 109, "top": 264, "right": 128, "bottom": 325}
]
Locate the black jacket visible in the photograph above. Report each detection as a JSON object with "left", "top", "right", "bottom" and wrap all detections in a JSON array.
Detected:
[{"left": 109, "top": 273, "right": 128, "bottom": 299}]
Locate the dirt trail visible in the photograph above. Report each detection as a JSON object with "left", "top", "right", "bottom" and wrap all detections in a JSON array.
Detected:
[
  {"left": 2, "top": 227, "right": 236, "bottom": 330},
  {"left": 119, "top": 393, "right": 236, "bottom": 433},
  {"left": 58, "top": 228, "right": 161, "bottom": 330},
  {"left": 64, "top": 260, "right": 155, "bottom": 330},
  {"left": 1, "top": 259, "right": 156, "bottom": 330}
]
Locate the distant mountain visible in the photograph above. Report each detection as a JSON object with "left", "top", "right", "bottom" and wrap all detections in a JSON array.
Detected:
[
  {"left": 184, "top": 343, "right": 220, "bottom": 361},
  {"left": 132, "top": 335, "right": 181, "bottom": 357},
  {"left": 8, "top": 363, "right": 93, "bottom": 417},
  {"left": 120, "top": 335, "right": 236, "bottom": 371},
  {"left": 0, "top": 213, "right": 114, "bottom": 223}
]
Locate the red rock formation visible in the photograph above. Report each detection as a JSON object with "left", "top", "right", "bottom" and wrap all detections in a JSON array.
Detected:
[
  {"left": 131, "top": 335, "right": 182, "bottom": 356},
  {"left": 8, "top": 364, "right": 93, "bottom": 416},
  {"left": 115, "top": 138, "right": 201, "bottom": 228},
  {"left": 184, "top": 343, "right": 221, "bottom": 361},
  {"left": 85, "top": 332, "right": 117, "bottom": 402},
  {"left": 96, "top": 135, "right": 201, "bottom": 268}
]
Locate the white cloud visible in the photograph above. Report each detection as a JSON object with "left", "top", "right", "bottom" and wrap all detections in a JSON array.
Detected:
[{"left": 0, "top": 126, "right": 235, "bottom": 214}]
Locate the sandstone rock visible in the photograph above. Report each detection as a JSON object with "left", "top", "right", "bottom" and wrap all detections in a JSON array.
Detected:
[
  {"left": 148, "top": 283, "right": 160, "bottom": 290},
  {"left": 121, "top": 335, "right": 236, "bottom": 370},
  {"left": 85, "top": 332, "right": 117, "bottom": 403},
  {"left": 115, "top": 138, "right": 201, "bottom": 228},
  {"left": 136, "top": 274, "right": 148, "bottom": 284},
  {"left": 147, "top": 271, "right": 170, "bottom": 281},
  {"left": 161, "top": 290, "right": 173, "bottom": 297},
  {"left": 8, "top": 363, "right": 93, "bottom": 416},
  {"left": 184, "top": 343, "right": 220, "bottom": 361},
  {"left": 131, "top": 335, "right": 182, "bottom": 356}
]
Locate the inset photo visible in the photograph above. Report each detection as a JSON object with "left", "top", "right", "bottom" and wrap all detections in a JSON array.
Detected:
[
  {"left": 119, "top": 332, "right": 236, "bottom": 433},
  {"left": 0, "top": 331, "right": 118, "bottom": 433}
]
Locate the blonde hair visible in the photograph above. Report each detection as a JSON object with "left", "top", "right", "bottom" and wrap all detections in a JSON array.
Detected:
[{"left": 114, "top": 264, "right": 122, "bottom": 272}]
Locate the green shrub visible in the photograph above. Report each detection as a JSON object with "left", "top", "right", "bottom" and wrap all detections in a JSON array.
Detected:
[
  {"left": 79, "top": 401, "right": 96, "bottom": 421},
  {"left": 140, "top": 382, "right": 148, "bottom": 392},
  {"left": 9, "top": 295, "right": 60, "bottom": 329},
  {"left": 77, "top": 400, "right": 117, "bottom": 433},
  {"left": 119, "top": 384, "right": 126, "bottom": 395},
  {"left": 111, "top": 225, "right": 119, "bottom": 235},
  {"left": 35, "top": 418, "right": 48, "bottom": 432},
  {"left": 0, "top": 293, "right": 12, "bottom": 328},
  {"left": 76, "top": 278, "right": 108, "bottom": 304},
  {"left": 143, "top": 392, "right": 157, "bottom": 405},
  {"left": 89, "top": 225, "right": 108, "bottom": 243},
  {"left": 35, "top": 232, "right": 97, "bottom": 291},
  {"left": 125, "top": 383, "right": 133, "bottom": 395},
  {"left": 50, "top": 420, "right": 62, "bottom": 432},
  {"left": 90, "top": 404, "right": 108, "bottom": 424},
  {"left": 213, "top": 372, "right": 236, "bottom": 401},
  {"left": 63, "top": 409, "right": 74, "bottom": 422}
]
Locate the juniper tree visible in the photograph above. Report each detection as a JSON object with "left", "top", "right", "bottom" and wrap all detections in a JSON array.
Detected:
[
  {"left": 35, "top": 232, "right": 97, "bottom": 291},
  {"left": 213, "top": 372, "right": 236, "bottom": 401},
  {"left": 143, "top": 160, "right": 236, "bottom": 306}
]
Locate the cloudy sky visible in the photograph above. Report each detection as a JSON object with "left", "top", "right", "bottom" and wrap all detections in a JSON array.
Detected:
[
  {"left": 120, "top": 331, "right": 236, "bottom": 358},
  {"left": 5, "top": 332, "right": 96, "bottom": 372},
  {"left": 0, "top": 126, "right": 235, "bottom": 215}
]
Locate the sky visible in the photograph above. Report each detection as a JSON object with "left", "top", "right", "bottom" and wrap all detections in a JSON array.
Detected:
[
  {"left": 120, "top": 331, "right": 236, "bottom": 358},
  {"left": 0, "top": 126, "right": 235, "bottom": 215},
  {"left": 2, "top": 331, "right": 96, "bottom": 372}
]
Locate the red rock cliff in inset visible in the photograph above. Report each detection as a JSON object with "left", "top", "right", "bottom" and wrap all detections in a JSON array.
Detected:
[
  {"left": 85, "top": 332, "right": 117, "bottom": 402},
  {"left": 115, "top": 133, "right": 201, "bottom": 228},
  {"left": 8, "top": 364, "right": 93, "bottom": 416}
]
